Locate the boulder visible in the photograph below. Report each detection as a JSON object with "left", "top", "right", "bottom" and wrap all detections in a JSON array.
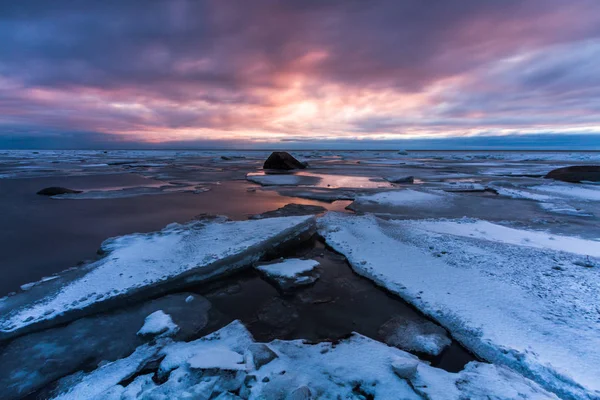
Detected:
[
  {"left": 544, "top": 165, "right": 600, "bottom": 183},
  {"left": 263, "top": 152, "right": 307, "bottom": 170},
  {"left": 36, "top": 187, "right": 82, "bottom": 196}
]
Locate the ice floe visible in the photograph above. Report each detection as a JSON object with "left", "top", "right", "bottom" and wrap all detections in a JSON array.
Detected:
[
  {"left": 256, "top": 258, "right": 321, "bottom": 290},
  {"left": 353, "top": 189, "right": 448, "bottom": 208},
  {"left": 318, "top": 213, "right": 600, "bottom": 399},
  {"left": 48, "top": 320, "right": 557, "bottom": 400},
  {"left": 0, "top": 216, "right": 315, "bottom": 340},
  {"left": 0, "top": 293, "right": 210, "bottom": 400}
]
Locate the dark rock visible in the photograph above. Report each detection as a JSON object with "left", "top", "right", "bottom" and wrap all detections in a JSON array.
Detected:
[
  {"left": 386, "top": 175, "right": 414, "bottom": 184},
  {"left": 247, "top": 343, "right": 278, "bottom": 369},
  {"left": 250, "top": 203, "right": 327, "bottom": 219},
  {"left": 36, "top": 187, "right": 83, "bottom": 196},
  {"left": 263, "top": 152, "right": 307, "bottom": 170},
  {"left": 544, "top": 165, "right": 600, "bottom": 183}
]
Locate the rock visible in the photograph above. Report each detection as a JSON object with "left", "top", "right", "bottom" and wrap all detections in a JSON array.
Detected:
[
  {"left": 379, "top": 317, "right": 451, "bottom": 356},
  {"left": 246, "top": 343, "right": 278, "bottom": 369},
  {"left": 286, "top": 386, "right": 313, "bottom": 400},
  {"left": 263, "top": 152, "right": 307, "bottom": 170},
  {"left": 36, "top": 187, "right": 82, "bottom": 196},
  {"left": 398, "top": 150, "right": 409, "bottom": 155},
  {"left": 250, "top": 203, "right": 327, "bottom": 219},
  {"left": 391, "top": 358, "right": 419, "bottom": 380},
  {"left": 386, "top": 175, "right": 414, "bottom": 184},
  {"left": 544, "top": 165, "right": 600, "bottom": 183}
]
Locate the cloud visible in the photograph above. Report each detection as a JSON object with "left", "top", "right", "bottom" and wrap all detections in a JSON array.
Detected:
[{"left": 1, "top": 0, "right": 600, "bottom": 148}]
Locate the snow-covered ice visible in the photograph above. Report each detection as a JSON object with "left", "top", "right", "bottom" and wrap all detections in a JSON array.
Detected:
[
  {"left": 137, "top": 310, "right": 179, "bottom": 337},
  {"left": 49, "top": 320, "right": 558, "bottom": 400},
  {"left": 0, "top": 293, "right": 210, "bottom": 400},
  {"left": 256, "top": 258, "right": 320, "bottom": 290},
  {"left": 318, "top": 213, "right": 600, "bottom": 399},
  {"left": 0, "top": 216, "right": 315, "bottom": 340},
  {"left": 354, "top": 189, "right": 448, "bottom": 207}
]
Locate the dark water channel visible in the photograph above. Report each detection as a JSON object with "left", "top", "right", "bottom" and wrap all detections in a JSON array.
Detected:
[{"left": 194, "top": 235, "right": 476, "bottom": 373}]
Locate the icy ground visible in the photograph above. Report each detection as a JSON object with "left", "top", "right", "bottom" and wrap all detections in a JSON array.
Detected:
[
  {"left": 0, "top": 216, "right": 315, "bottom": 339},
  {"left": 49, "top": 320, "right": 557, "bottom": 400},
  {"left": 318, "top": 213, "right": 600, "bottom": 399},
  {"left": 2, "top": 150, "right": 600, "bottom": 399}
]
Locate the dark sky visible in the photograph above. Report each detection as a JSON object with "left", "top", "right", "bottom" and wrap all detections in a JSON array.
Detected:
[{"left": 1, "top": 1, "right": 600, "bottom": 149}]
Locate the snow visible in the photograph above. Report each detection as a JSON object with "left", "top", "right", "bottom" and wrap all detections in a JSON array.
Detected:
[
  {"left": 404, "top": 218, "right": 600, "bottom": 257},
  {"left": 535, "top": 183, "right": 600, "bottom": 201},
  {"left": 318, "top": 213, "right": 600, "bottom": 399},
  {"left": 49, "top": 320, "right": 558, "bottom": 400},
  {"left": 0, "top": 216, "right": 315, "bottom": 339},
  {"left": 137, "top": 310, "right": 179, "bottom": 337},
  {"left": 355, "top": 189, "right": 448, "bottom": 207},
  {"left": 188, "top": 347, "right": 246, "bottom": 370}
]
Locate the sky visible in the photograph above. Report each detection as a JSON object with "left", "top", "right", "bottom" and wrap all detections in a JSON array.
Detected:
[{"left": 1, "top": 0, "right": 600, "bottom": 150}]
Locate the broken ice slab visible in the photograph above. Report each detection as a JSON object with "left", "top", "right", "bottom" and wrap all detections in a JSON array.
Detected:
[
  {"left": 318, "top": 213, "right": 600, "bottom": 399},
  {"left": 0, "top": 293, "right": 210, "bottom": 400},
  {"left": 256, "top": 258, "right": 321, "bottom": 290},
  {"left": 49, "top": 320, "right": 558, "bottom": 400},
  {"left": 0, "top": 215, "right": 315, "bottom": 341}
]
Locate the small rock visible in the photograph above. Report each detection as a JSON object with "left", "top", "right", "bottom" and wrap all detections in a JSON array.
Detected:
[{"left": 37, "top": 187, "right": 83, "bottom": 196}]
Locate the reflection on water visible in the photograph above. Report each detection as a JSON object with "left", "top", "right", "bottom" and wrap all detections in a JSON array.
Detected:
[{"left": 0, "top": 177, "right": 349, "bottom": 296}]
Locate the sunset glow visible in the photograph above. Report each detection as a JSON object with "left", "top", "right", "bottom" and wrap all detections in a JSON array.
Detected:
[{"left": 1, "top": 1, "right": 600, "bottom": 148}]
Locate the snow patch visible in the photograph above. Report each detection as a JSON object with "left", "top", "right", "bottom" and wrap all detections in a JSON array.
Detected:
[{"left": 137, "top": 310, "right": 179, "bottom": 337}]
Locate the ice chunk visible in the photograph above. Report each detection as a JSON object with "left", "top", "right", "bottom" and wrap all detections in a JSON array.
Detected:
[
  {"left": 0, "top": 216, "right": 315, "bottom": 340},
  {"left": 0, "top": 293, "right": 210, "bottom": 400},
  {"left": 49, "top": 320, "right": 557, "bottom": 400},
  {"left": 256, "top": 258, "right": 320, "bottom": 290},
  {"left": 50, "top": 343, "right": 161, "bottom": 400},
  {"left": 137, "top": 310, "right": 179, "bottom": 337},
  {"left": 354, "top": 189, "right": 448, "bottom": 207},
  {"left": 379, "top": 317, "right": 451, "bottom": 356},
  {"left": 318, "top": 213, "right": 600, "bottom": 399}
]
